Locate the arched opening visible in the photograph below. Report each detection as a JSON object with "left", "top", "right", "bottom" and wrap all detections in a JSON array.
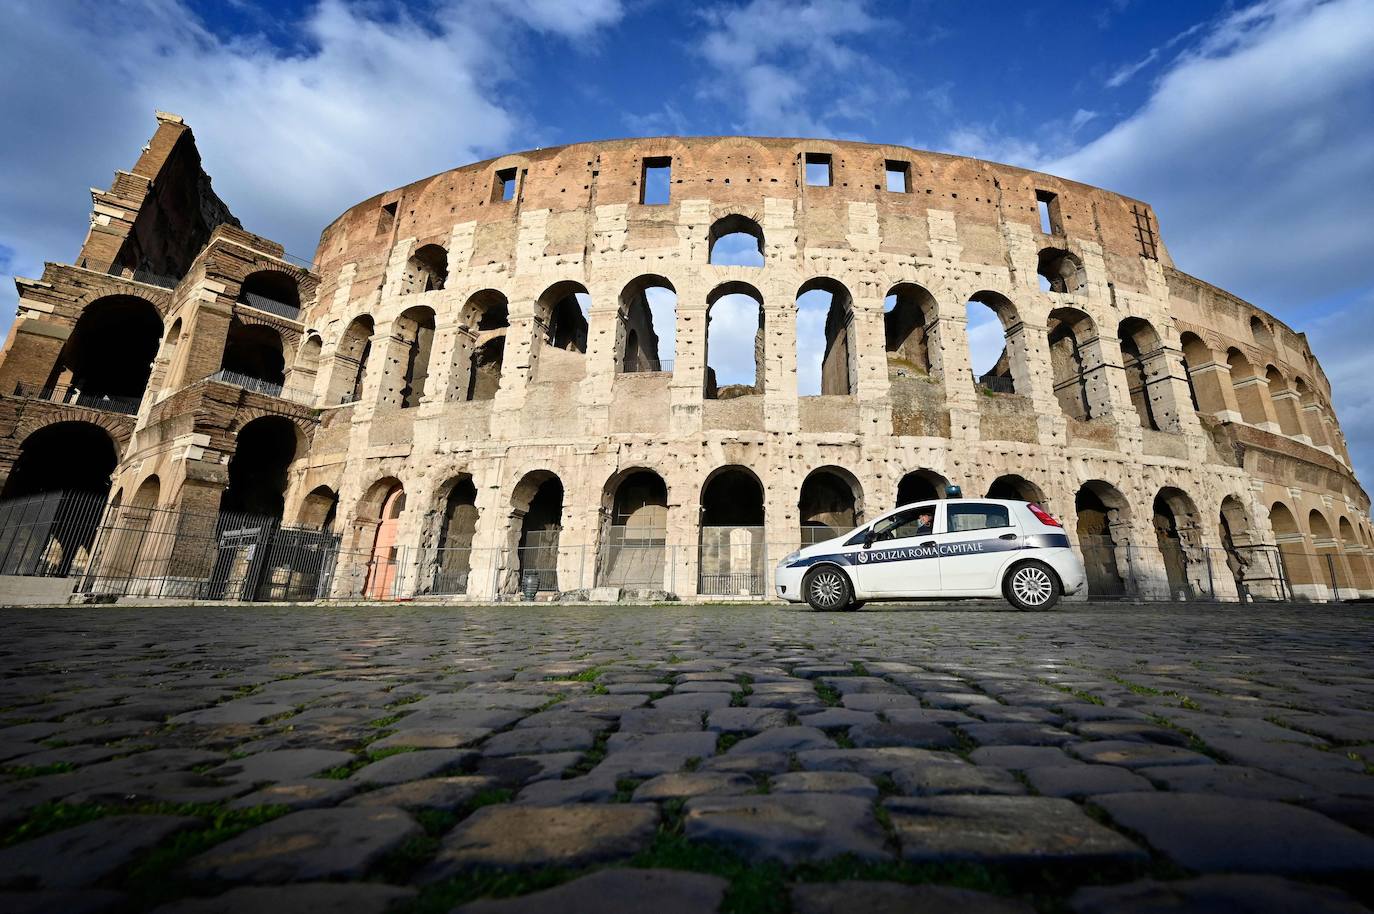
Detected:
[
  {"left": 966, "top": 292, "right": 1022, "bottom": 395},
  {"left": 1153, "top": 487, "right": 1202, "bottom": 600},
  {"left": 1249, "top": 315, "right": 1274, "bottom": 350},
  {"left": 453, "top": 291, "right": 508, "bottom": 402},
  {"left": 238, "top": 271, "right": 301, "bottom": 319},
  {"left": 598, "top": 469, "right": 668, "bottom": 588},
  {"left": 220, "top": 416, "right": 297, "bottom": 520},
  {"left": 220, "top": 319, "right": 285, "bottom": 388},
  {"left": 797, "top": 278, "right": 855, "bottom": 396},
  {"left": 1219, "top": 496, "right": 1256, "bottom": 600},
  {"left": 897, "top": 469, "right": 948, "bottom": 507},
  {"left": 1076, "top": 481, "right": 1128, "bottom": 597},
  {"left": 617, "top": 276, "right": 676, "bottom": 373},
  {"left": 1338, "top": 516, "right": 1372, "bottom": 594},
  {"left": 1269, "top": 502, "right": 1314, "bottom": 600},
  {"left": 1309, "top": 510, "right": 1348, "bottom": 598},
  {"left": 883, "top": 283, "right": 935, "bottom": 375},
  {"left": 297, "top": 485, "right": 339, "bottom": 533},
  {"left": 329, "top": 315, "right": 374, "bottom": 405},
  {"left": 699, "top": 466, "right": 765, "bottom": 595},
  {"left": 1046, "top": 308, "right": 1104, "bottom": 420},
  {"left": 1265, "top": 367, "right": 1303, "bottom": 437},
  {"left": 1037, "top": 247, "right": 1085, "bottom": 293},
  {"left": 0, "top": 422, "right": 119, "bottom": 577},
  {"left": 986, "top": 474, "right": 1045, "bottom": 505},
  {"left": 364, "top": 481, "right": 406, "bottom": 599},
  {"left": 708, "top": 215, "right": 764, "bottom": 267},
  {"left": 512, "top": 472, "right": 564, "bottom": 594},
  {"left": 103, "top": 475, "right": 162, "bottom": 582},
  {"left": 429, "top": 475, "right": 479, "bottom": 595},
  {"left": 532, "top": 282, "right": 589, "bottom": 383},
  {"left": 798, "top": 467, "right": 862, "bottom": 545},
  {"left": 705, "top": 282, "right": 764, "bottom": 399},
  {"left": 402, "top": 244, "right": 448, "bottom": 294},
  {"left": 152, "top": 317, "right": 184, "bottom": 397},
  {"left": 1118, "top": 318, "right": 1164, "bottom": 431},
  {"left": 1226, "top": 349, "right": 1269, "bottom": 427},
  {"left": 46, "top": 295, "right": 163, "bottom": 407},
  {"left": 390, "top": 305, "right": 436, "bottom": 408},
  {"left": 1178, "top": 332, "right": 1212, "bottom": 415}
]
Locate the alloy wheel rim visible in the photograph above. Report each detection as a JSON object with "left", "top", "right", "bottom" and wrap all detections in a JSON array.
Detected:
[
  {"left": 811, "top": 571, "right": 844, "bottom": 608},
  {"left": 1012, "top": 567, "right": 1052, "bottom": 605}
]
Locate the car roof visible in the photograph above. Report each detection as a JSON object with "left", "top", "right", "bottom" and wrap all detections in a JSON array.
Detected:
[{"left": 891, "top": 498, "right": 1032, "bottom": 513}]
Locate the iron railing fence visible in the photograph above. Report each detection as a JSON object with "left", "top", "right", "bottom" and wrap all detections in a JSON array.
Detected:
[
  {"left": 974, "top": 372, "right": 1016, "bottom": 394},
  {"left": 205, "top": 369, "right": 316, "bottom": 406},
  {"left": 11, "top": 382, "right": 142, "bottom": 415},
  {"left": 620, "top": 358, "right": 676, "bottom": 375},
  {"left": 239, "top": 291, "right": 302, "bottom": 322},
  {"left": 1, "top": 492, "right": 1369, "bottom": 605}
]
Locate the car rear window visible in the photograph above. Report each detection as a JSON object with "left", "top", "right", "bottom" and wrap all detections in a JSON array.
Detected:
[{"left": 946, "top": 503, "right": 1011, "bottom": 532}]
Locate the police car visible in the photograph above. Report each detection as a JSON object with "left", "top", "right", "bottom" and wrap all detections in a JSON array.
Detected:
[{"left": 774, "top": 497, "right": 1086, "bottom": 611}]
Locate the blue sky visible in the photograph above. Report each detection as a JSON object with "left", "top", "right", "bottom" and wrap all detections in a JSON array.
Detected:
[{"left": 1, "top": 0, "right": 1371, "bottom": 487}]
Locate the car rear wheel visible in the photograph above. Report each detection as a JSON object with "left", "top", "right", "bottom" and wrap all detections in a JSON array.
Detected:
[
  {"left": 1003, "top": 561, "right": 1061, "bottom": 611},
  {"left": 803, "top": 566, "right": 852, "bottom": 612}
]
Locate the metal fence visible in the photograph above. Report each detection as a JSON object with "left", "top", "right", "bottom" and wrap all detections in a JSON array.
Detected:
[
  {"left": 11, "top": 382, "right": 141, "bottom": 415},
  {"left": 2, "top": 491, "right": 1371, "bottom": 605},
  {"left": 205, "top": 369, "right": 316, "bottom": 406},
  {"left": 239, "top": 291, "right": 302, "bottom": 322}
]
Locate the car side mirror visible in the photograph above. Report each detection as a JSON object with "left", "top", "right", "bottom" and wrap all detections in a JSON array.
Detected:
[{"left": 862, "top": 530, "right": 875, "bottom": 549}]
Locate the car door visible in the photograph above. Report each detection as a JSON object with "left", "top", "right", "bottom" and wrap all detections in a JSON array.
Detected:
[
  {"left": 938, "top": 501, "right": 1021, "bottom": 593},
  {"left": 850, "top": 503, "right": 943, "bottom": 596}
]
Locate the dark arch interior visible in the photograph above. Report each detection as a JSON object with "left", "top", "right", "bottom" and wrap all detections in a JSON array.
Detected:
[
  {"left": 518, "top": 476, "right": 564, "bottom": 591},
  {"left": 50, "top": 296, "right": 163, "bottom": 400},
  {"left": 239, "top": 271, "right": 301, "bottom": 313},
  {"left": 799, "top": 471, "right": 857, "bottom": 541},
  {"left": 987, "top": 475, "right": 1043, "bottom": 503},
  {"left": 897, "top": 471, "right": 945, "bottom": 507},
  {"left": 701, "top": 469, "right": 764, "bottom": 527},
  {"left": 1, "top": 422, "right": 117, "bottom": 500},
  {"left": 220, "top": 417, "right": 297, "bottom": 519},
  {"left": 1076, "top": 485, "right": 1125, "bottom": 596},
  {"left": 221, "top": 319, "right": 285, "bottom": 386},
  {"left": 612, "top": 471, "right": 668, "bottom": 528},
  {"left": 884, "top": 284, "right": 933, "bottom": 373},
  {"left": 298, "top": 485, "right": 338, "bottom": 532},
  {"left": 431, "top": 476, "right": 479, "bottom": 594}
]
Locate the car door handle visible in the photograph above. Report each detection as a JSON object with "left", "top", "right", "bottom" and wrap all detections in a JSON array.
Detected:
[
  {"left": 920, "top": 541, "right": 937, "bottom": 548},
  {"left": 998, "top": 533, "right": 1018, "bottom": 540}
]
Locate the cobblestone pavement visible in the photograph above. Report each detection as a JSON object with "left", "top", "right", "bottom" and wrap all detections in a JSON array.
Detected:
[{"left": 1, "top": 602, "right": 1373, "bottom": 913}]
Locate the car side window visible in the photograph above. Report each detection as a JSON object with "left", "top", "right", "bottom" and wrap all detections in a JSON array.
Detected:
[
  {"left": 872, "top": 505, "right": 936, "bottom": 542},
  {"left": 945, "top": 502, "right": 1011, "bottom": 533}
]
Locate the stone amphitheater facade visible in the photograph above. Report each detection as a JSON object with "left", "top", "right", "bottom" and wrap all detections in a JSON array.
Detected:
[{"left": 0, "top": 114, "right": 1369, "bottom": 603}]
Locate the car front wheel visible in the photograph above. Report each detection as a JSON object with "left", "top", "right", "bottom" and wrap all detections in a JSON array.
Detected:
[
  {"left": 1003, "top": 561, "right": 1061, "bottom": 611},
  {"left": 803, "top": 566, "right": 852, "bottom": 612}
]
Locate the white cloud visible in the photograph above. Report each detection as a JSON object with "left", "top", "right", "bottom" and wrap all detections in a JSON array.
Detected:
[
  {"left": 1304, "top": 289, "right": 1374, "bottom": 490},
  {"left": 707, "top": 293, "right": 761, "bottom": 387},
  {"left": 0, "top": 0, "right": 625, "bottom": 333},
  {"left": 694, "top": 0, "right": 894, "bottom": 136}
]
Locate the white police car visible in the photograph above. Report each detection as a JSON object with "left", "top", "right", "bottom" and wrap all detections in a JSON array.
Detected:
[{"left": 775, "top": 498, "right": 1086, "bottom": 611}]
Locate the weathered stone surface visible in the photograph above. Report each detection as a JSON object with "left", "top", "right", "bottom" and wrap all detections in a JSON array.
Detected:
[
  {"left": 481, "top": 727, "right": 594, "bottom": 757},
  {"left": 1069, "top": 875, "right": 1370, "bottom": 914},
  {"left": 0, "top": 890, "right": 126, "bottom": 914},
  {"left": 150, "top": 883, "right": 415, "bottom": 913},
  {"left": 183, "top": 808, "right": 419, "bottom": 883},
  {"left": 728, "top": 726, "right": 833, "bottom": 754},
  {"left": 343, "top": 776, "right": 494, "bottom": 810},
  {"left": 0, "top": 815, "right": 197, "bottom": 888},
  {"left": 1023, "top": 764, "right": 1155, "bottom": 798},
  {"left": 450, "top": 868, "right": 729, "bottom": 914},
  {"left": 652, "top": 693, "right": 732, "bottom": 711},
  {"left": 632, "top": 771, "right": 756, "bottom": 800},
  {"left": 707, "top": 707, "right": 790, "bottom": 732},
  {"left": 1068, "top": 740, "right": 1216, "bottom": 769},
  {"left": 885, "top": 796, "right": 1146, "bottom": 864},
  {"left": 684, "top": 794, "right": 889, "bottom": 863},
  {"left": 209, "top": 749, "right": 356, "bottom": 783},
  {"left": 848, "top": 721, "right": 959, "bottom": 749},
  {"left": 514, "top": 775, "right": 618, "bottom": 805},
  {"left": 797, "top": 747, "right": 961, "bottom": 776},
  {"left": 606, "top": 731, "right": 717, "bottom": 756},
  {"left": 890, "top": 763, "right": 1025, "bottom": 796},
  {"left": 969, "top": 746, "right": 1079, "bottom": 770},
  {"left": 350, "top": 750, "right": 472, "bottom": 785},
  {"left": 961, "top": 723, "right": 1073, "bottom": 746},
  {"left": 1135, "top": 764, "right": 1317, "bottom": 800},
  {"left": 369, "top": 728, "right": 492, "bottom": 750},
  {"left": 1092, "top": 792, "right": 1374, "bottom": 873},
  {"left": 228, "top": 779, "right": 358, "bottom": 811},
  {"left": 770, "top": 771, "right": 877, "bottom": 798},
  {"left": 791, "top": 881, "right": 1035, "bottom": 914},
  {"left": 424, "top": 804, "right": 657, "bottom": 875}
]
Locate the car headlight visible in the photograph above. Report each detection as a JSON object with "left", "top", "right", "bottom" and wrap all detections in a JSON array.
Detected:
[{"left": 781, "top": 551, "right": 800, "bottom": 566}]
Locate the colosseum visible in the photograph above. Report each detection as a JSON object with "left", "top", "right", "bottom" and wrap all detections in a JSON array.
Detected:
[{"left": 0, "top": 112, "right": 1369, "bottom": 605}]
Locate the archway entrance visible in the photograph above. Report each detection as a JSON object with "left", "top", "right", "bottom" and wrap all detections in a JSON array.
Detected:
[
  {"left": 598, "top": 469, "right": 668, "bottom": 588},
  {"left": 798, "top": 467, "right": 861, "bottom": 545},
  {"left": 513, "top": 473, "right": 564, "bottom": 594},
  {"left": 699, "top": 467, "right": 765, "bottom": 595},
  {"left": 1153, "top": 488, "right": 1200, "bottom": 600},
  {"left": 897, "top": 469, "right": 947, "bottom": 507},
  {"left": 0, "top": 422, "right": 118, "bottom": 577},
  {"left": 429, "top": 476, "right": 479, "bottom": 595},
  {"left": 46, "top": 295, "right": 163, "bottom": 408},
  {"left": 365, "top": 482, "right": 406, "bottom": 599},
  {"left": 1076, "top": 482, "right": 1128, "bottom": 597}
]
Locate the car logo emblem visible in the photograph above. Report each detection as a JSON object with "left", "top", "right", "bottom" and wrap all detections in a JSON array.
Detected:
[{"left": 857, "top": 551, "right": 869, "bottom": 564}]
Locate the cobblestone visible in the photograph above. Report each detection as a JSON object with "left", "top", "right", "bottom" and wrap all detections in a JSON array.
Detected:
[{"left": 0, "top": 603, "right": 1371, "bottom": 911}]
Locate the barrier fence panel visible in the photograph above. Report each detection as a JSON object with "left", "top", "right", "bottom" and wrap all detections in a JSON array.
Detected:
[{"left": 0, "top": 494, "right": 1360, "bottom": 604}]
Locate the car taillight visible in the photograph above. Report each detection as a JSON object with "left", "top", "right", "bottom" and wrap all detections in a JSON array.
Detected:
[{"left": 1027, "top": 503, "right": 1061, "bottom": 527}]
